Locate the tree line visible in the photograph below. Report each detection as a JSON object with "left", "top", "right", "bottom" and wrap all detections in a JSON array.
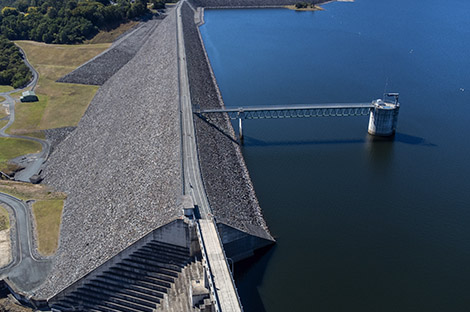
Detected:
[
  {"left": 0, "top": 0, "right": 168, "bottom": 88},
  {"left": 0, "top": 0, "right": 162, "bottom": 45},
  {"left": 0, "top": 35, "right": 32, "bottom": 88}
]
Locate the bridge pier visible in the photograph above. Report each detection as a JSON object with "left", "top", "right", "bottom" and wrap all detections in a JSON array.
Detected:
[
  {"left": 237, "top": 110, "right": 244, "bottom": 143},
  {"left": 368, "top": 96, "right": 400, "bottom": 137},
  {"left": 238, "top": 117, "right": 243, "bottom": 143}
]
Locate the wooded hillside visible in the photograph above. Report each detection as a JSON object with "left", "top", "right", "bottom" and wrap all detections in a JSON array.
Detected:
[
  {"left": 0, "top": 0, "right": 151, "bottom": 44},
  {"left": 0, "top": 35, "right": 32, "bottom": 88}
]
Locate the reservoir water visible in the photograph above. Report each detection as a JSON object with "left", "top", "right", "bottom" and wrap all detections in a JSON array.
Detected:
[{"left": 199, "top": 1, "right": 470, "bottom": 311}]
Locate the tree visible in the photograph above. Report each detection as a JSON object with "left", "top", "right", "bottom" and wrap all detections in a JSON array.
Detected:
[
  {"left": 17, "top": 0, "right": 29, "bottom": 13},
  {"left": 151, "top": 0, "right": 165, "bottom": 10},
  {"left": 1, "top": 7, "right": 19, "bottom": 17},
  {"left": 0, "top": 35, "right": 32, "bottom": 88},
  {"left": 0, "top": 0, "right": 153, "bottom": 44}
]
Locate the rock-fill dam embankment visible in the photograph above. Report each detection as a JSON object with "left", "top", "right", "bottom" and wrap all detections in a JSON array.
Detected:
[
  {"left": 57, "top": 17, "right": 163, "bottom": 86},
  {"left": 181, "top": 2, "right": 274, "bottom": 260},
  {"left": 36, "top": 10, "right": 182, "bottom": 299},
  {"left": 12, "top": 0, "right": 275, "bottom": 300}
]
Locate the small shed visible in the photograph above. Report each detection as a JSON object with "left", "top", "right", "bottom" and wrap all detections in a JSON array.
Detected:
[{"left": 20, "top": 90, "right": 38, "bottom": 102}]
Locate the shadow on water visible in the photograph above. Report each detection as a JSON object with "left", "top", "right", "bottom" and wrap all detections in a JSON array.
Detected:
[
  {"left": 234, "top": 244, "right": 276, "bottom": 312},
  {"left": 242, "top": 132, "right": 436, "bottom": 147},
  {"left": 394, "top": 132, "right": 437, "bottom": 146},
  {"left": 243, "top": 136, "right": 364, "bottom": 147}
]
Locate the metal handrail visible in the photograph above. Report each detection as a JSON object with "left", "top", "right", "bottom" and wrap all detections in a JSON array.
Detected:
[
  {"left": 195, "top": 221, "right": 222, "bottom": 312},
  {"left": 210, "top": 217, "right": 244, "bottom": 311}
]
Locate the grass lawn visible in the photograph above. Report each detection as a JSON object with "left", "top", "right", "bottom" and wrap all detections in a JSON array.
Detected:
[
  {"left": 32, "top": 199, "right": 64, "bottom": 256},
  {"left": 12, "top": 41, "right": 110, "bottom": 131},
  {"left": 0, "top": 205, "right": 9, "bottom": 231},
  {"left": 21, "top": 131, "right": 45, "bottom": 139},
  {"left": 0, "top": 105, "right": 8, "bottom": 119},
  {"left": 0, "top": 86, "right": 14, "bottom": 93},
  {"left": 0, "top": 137, "right": 41, "bottom": 172},
  {"left": 7, "top": 94, "right": 47, "bottom": 133},
  {"left": 0, "top": 96, "right": 5, "bottom": 102},
  {"left": 0, "top": 180, "right": 65, "bottom": 255},
  {"left": 0, "top": 180, "right": 66, "bottom": 201},
  {"left": 85, "top": 21, "right": 138, "bottom": 44}
]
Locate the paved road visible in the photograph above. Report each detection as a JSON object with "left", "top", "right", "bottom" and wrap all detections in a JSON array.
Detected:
[
  {"left": 176, "top": 3, "right": 243, "bottom": 311},
  {"left": 176, "top": 1, "right": 211, "bottom": 219},
  {"left": 0, "top": 45, "right": 52, "bottom": 292},
  {"left": 0, "top": 193, "right": 52, "bottom": 293},
  {"left": 0, "top": 46, "right": 50, "bottom": 182}
]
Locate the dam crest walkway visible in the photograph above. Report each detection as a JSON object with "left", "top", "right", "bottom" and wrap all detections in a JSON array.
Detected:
[{"left": 177, "top": 1, "right": 243, "bottom": 311}]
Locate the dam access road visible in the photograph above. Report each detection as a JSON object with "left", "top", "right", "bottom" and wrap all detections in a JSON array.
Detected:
[
  {"left": 177, "top": 1, "right": 243, "bottom": 310},
  {"left": 0, "top": 46, "right": 53, "bottom": 290}
]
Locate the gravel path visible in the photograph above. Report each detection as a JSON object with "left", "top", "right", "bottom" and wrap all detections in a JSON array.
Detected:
[
  {"left": 57, "top": 18, "right": 163, "bottom": 86},
  {"left": 182, "top": 3, "right": 272, "bottom": 241},
  {"left": 36, "top": 10, "right": 182, "bottom": 299}
]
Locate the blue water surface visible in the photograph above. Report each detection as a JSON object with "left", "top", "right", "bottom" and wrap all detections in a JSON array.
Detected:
[{"left": 200, "top": 1, "right": 470, "bottom": 311}]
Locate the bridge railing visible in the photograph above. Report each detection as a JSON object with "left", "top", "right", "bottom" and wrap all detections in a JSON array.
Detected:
[
  {"left": 196, "top": 103, "right": 374, "bottom": 120},
  {"left": 208, "top": 217, "right": 243, "bottom": 311},
  {"left": 195, "top": 220, "right": 222, "bottom": 312},
  {"left": 195, "top": 217, "right": 244, "bottom": 312}
]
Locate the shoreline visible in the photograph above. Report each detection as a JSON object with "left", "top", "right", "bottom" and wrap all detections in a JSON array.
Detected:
[
  {"left": 196, "top": 0, "right": 351, "bottom": 25},
  {"left": 284, "top": 4, "right": 323, "bottom": 11}
]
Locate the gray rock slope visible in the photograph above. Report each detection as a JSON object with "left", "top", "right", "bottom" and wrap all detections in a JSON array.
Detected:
[
  {"left": 44, "top": 127, "right": 76, "bottom": 154},
  {"left": 36, "top": 10, "right": 181, "bottom": 299},
  {"left": 57, "top": 18, "right": 162, "bottom": 86},
  {"left": 182, "top": 3, "right": 273, "bottom": 241}
]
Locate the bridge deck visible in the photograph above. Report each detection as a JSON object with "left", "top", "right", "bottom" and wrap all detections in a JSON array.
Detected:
[
  {"left": 196, "top": 103, "right": 374, "bottom": 120},
  {"left": 199, "top": 220, "right": 243, "bottom": 312},
  {"left": 198, "top": 102, "right": 374, "bottom": 113}
]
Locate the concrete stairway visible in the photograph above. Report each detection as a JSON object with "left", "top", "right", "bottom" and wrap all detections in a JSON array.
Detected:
[{"left": 50, "top": 241, "right": 191, "bottom": 312}]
